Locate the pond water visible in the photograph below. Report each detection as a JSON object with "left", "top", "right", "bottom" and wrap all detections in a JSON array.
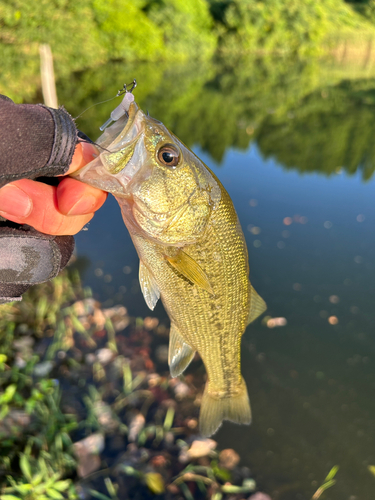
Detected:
[{"left": 65, "top": 56, "right": 375, "bottom": 500}]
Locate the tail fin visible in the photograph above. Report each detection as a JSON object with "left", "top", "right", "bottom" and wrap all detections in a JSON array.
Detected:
[{"left": 199, "top": 377, "right": 251, "bottom": 437}]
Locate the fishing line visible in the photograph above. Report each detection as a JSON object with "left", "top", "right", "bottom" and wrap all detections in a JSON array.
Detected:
[
  {"left": 74, "top": 95, "right": 118, "bottom": 120},
  {"left": 74, "top": 80, "right": 137, "bottom": 121},
  {"left": 77, "top": 137, "right": 111, "bottom": 153}
]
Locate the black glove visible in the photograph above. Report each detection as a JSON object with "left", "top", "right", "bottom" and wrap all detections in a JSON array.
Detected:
[{"left": 0, "top": 95, "right": 78, "bottom": 304}]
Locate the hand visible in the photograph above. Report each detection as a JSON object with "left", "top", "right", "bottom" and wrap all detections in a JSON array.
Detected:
[{"left": 0, "top": 143, "right": 107, "bottom": 235}]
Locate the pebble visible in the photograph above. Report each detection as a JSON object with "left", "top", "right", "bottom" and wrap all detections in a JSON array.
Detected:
[
  {"left": 85, "top": 353, "right": 96, "bottom": 365},
  {"left": 33, "top": 360, "right": 53, "bottom": 377},
  {"left": 155, "top": 344, "right": 169, "bottom": 363},
  {"left": 219, "top": 448, "right": 240, "bottom": 469},
  {"left": 186, "top": 438, "right": 217, "bottom": 459},
  {"left": 13, "top": 337, "right": 34, "bottom": 350},
  {"left": 128, "top": 413, "right": 145, "bottom": 442},
  {"left": 72, "top": 298, "right": 97, "bottom": 316},
  {"left": 73, "top": 433, "right": 104, "bottom": 478},
  {"left": 95, "top": 401, "right": 118, "bottom": 431},
  {"left": 103, "top": 306, "right": 129, "bottom": 331},
  {"left": 148, "top": 373, "right": 161, "bottom": 388},
  {"left": 96, "top": 348, "right": 115, "bottom": 365},
  {"left": 0, "top": 410, "right": 30, "bottom": 435},
  {"left": 73, "top": 433, "right": 105, "bottom": 455},
  {"left": 93, "top": 308, "right": 106, "bottom": 328},
  {"left": 174, "top": 381, "right": 190, "bottom": 399},
  {"left": 248, "top": 493, "right": 272, "bottom": 500}
]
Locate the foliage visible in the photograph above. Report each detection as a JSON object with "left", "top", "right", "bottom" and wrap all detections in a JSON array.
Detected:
[
  {"left": 1, "top": 454, "right": 76, "bottom": 500},
  {"left": 0, "top": 0, "right": 106, "bottom": 101},
  {"left": 91, "top": 0, "right": 164, "bottom": 62},
  {"left": 2, "top": 0, "right": 375, "bottom": 101},
  {"left": 146, "top": 0, "right": 217, "bottom": 60},
  {"left": 209, "top": 0, "right": 375, "bottom": 55}
]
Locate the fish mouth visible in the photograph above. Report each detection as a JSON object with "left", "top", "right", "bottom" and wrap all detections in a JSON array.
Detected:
[{"left": 72, "top": 103, "right": 146, "bottom": 194}]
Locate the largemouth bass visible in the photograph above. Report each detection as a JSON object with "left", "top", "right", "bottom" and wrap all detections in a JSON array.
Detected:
[{"left": 74, "top": 93, "right": 266, "bottom": 436}]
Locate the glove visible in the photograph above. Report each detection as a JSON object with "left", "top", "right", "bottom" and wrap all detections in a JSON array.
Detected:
[{"left": 0, "top": 95, "right": 78, "bottom": 304}]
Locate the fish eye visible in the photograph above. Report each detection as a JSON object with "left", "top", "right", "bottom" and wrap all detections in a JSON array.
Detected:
[{"left": 157, "top": 144, "right": 180, "bottom": 168}]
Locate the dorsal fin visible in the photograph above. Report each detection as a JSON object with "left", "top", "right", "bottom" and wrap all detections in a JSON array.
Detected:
[
  {"left": 168, "top": 323, "right": 195, "bottom": 378},
  {"left": 139, "top": 261, "right": 160, "bottom": 310},
  {"left": 247, "top": 285, "right": 267, "bottom": 325},
  {"left": 165, "top": 250, "right": 213, "bottom": 294}
]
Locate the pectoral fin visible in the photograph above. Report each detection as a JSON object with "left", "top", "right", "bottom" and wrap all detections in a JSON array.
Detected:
[
  {"left": 166, "top": 250, "right": 213, "bottom": 294},
  {"left": 247, "top": 285, "right": 267, "bottom": 325},
  {"left": 139, "top": 261, "right": 160, "bottom": 310},
  {"left": 169, "top": 323, "right": 195, "bottom": 378}
]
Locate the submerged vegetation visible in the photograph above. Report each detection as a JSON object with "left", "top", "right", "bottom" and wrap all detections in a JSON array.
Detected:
[{"left": 0, "top": 271, "right": 262, "bottom": 499}]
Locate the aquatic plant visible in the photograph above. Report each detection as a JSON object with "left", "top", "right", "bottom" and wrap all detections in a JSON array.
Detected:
[
  {"left": 311, "top": 465, "right": 339, "bottom": 499},
  {"left": 0, "top": 270, "right": 265, "bottom": 499}
]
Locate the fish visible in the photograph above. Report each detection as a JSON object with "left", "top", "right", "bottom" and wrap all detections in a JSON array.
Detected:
[{"left": 74, "top": 95, "right": 266, "bottom": 437}]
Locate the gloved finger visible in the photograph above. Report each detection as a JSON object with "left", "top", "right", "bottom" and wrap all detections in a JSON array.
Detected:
[
  {"left": 56, "top": 177, "right": 107, "bottom": 215},
  {"left": 0, "top": 179, "right": 94, "bottom": 235}
]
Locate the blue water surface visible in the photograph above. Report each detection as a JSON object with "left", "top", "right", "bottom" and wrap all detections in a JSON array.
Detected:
[{"left": 75, "top": 133, "right": 375, "bottom": 500}]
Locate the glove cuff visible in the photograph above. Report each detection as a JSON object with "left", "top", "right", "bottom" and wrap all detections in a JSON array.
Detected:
[
  {"left": 0, "top": 225, "right": 75, "bottom": 304},
  {"left": 41, "top": 105, "right": 77, "bottom": 175}
]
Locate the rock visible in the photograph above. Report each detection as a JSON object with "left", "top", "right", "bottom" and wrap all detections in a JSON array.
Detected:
[
  {"left": 219, "top": 448, "right": 240, "bottom": 470},
  {"left": 128, "top": 413, "right": 145, "bottom": 442},
  {"left": 148, "top": 373, "right": 161, "bottom": 387},
  {"left": 96, "top": 348, "right": 115, "bottom": 365},
  {"left": 74, "top": 433, "right": 105, "bottom": 455},
  {"left": 0, "top": 410, "right": 31, "bottom": 436},
  {"left": 73, "top": 433, "right": 104, "bottom": 478},
  {"left": 94, "top": 401, "right": 118, "bottom": 432},
  {"left": 85, "top": 353, "right": 96, "bottom": 365},
  {"left": 186, "top": 418, "right": 198, "bottom": 429},
  {"left": 93, "top": 308, "right": 106, "bottom": 328},
  {"left": 174, "top": 381, "right": 190, "bottom": 400},
  {"left": 248, "top": 493, "right": 272, "bottom": 500},
  {"left": 150, "top": 455, "right": 167, "bottom": 468},
  {"left": 143, "top": 317, "right": 159, "bottom": 330},
  {"left": 73, "top": 298, "right": 97, "bottom": 316},
  {"left": 33, "top": 361, "right": 53, "bottom": 377},
  {"left": 164, "top": 432, "right": 174, "bottom": 445},
  {"left": 13, "top": 336, "right": 34, "bottom": 350},
  {"left": 155, "top": 345, "right": 168, "bottom": 363},
  {"left": 103, "top": 305, "right": 129, "bottom": 331},
  {"left": 103, "top": 305, "right": 127, "bottom": 318},
  {"left": 76, "top": 453, "right": 101, "bottom": 478},
  {"left": 187, "top": 438, "right": 217, "bottom": 459}
]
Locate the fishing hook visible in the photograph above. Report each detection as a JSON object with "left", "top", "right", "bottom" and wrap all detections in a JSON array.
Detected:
[{"left": 100, "top": 79, "right": 137, "bottom": 131}]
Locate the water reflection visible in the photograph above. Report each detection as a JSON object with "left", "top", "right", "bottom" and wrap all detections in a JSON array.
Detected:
[
  {"left": 71, "top": 57, "right": 375, "bottom": 499},
  {"left": 61, "top": 56, "right": 375, "bottom": 178}
]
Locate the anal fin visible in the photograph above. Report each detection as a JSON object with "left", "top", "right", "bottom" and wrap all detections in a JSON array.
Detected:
[
  {"left": 169, "top": 323, "right": 195, "bottom": 378},
  {"left": 139, "top": 261, "right": 160, "bottom": 310},
  {"left": 247, "top": 285, "right": 267, "bottom": 325}
]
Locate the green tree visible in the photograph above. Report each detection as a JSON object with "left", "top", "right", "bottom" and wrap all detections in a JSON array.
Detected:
[
  {"left": 92, "top": 0, "right": 165, "bottom": 61},
  {"left": 146, "top": 0, "right": 217, "bottom": 60}
]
